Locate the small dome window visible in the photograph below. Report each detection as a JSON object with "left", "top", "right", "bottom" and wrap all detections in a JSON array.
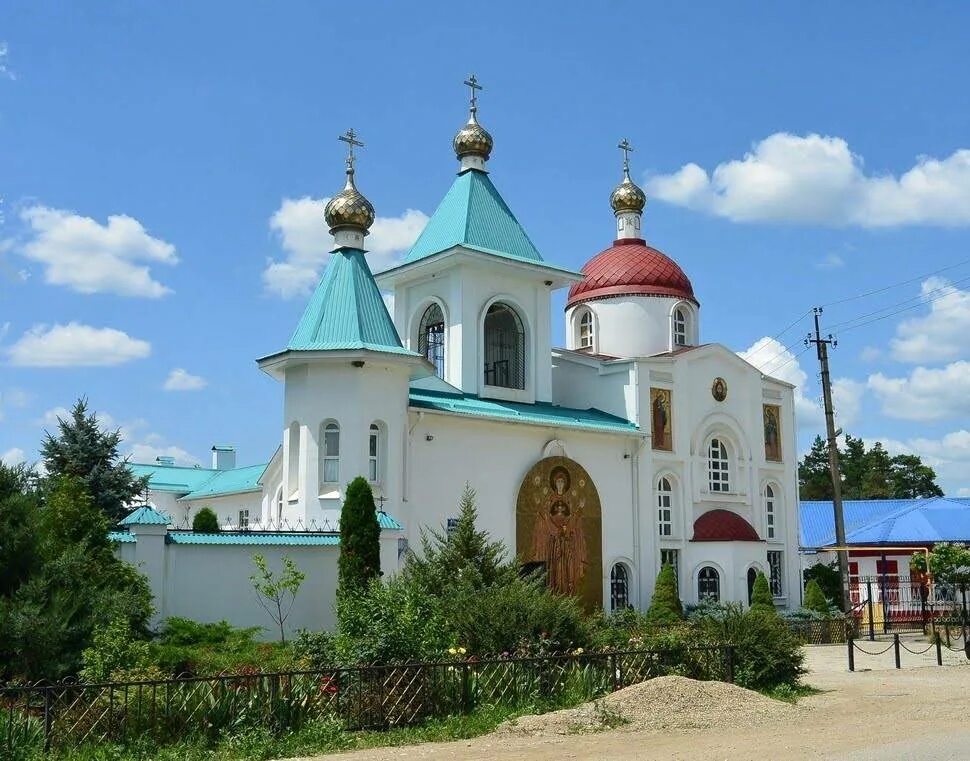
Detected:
[
  {"left": 673, "top": 307, "right": 688, "bottom": 347},
  {"left": 578, "top": 309, "right": 594, "bottom": 350}
]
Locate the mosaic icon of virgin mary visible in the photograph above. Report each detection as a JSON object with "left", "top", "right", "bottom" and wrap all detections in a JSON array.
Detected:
[{"left": 531, "top": 465, "right": 588, "bottom": 596}]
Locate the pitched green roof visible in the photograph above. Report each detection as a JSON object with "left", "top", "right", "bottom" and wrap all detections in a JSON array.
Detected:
[
  {"left": 108, "top": 531, "right": 136, "bottom": 543},
  {"left": 119, "top": 506, "right": 171, "bottom": 526},
  {"left": 129, "top": 462, "right": 268, "bottom": 499},
  {"left": 181, "top": 464, "right": 266, "bottom": 499},
  {"left": 408, "top": 389, "right": 639, "bottom": 435},
  {"left": 128, "top": 462, "right": 217, "bottom": 493},
  {"left": 287, "top": 248, "right": 414, "bottom": 355},
  {"left": 403, "top": 170, "right": 544, "bottom": 265}
]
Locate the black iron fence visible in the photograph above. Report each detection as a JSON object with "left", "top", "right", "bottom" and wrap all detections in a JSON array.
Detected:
[
  {"left": 846, "top": 576, "right": 970, "bottom": 638},
  {"left": 1, "top": 646, "right": 734, "bottom": 753},
  {"left": 786, "top": 617, "right": 857, "bottom": 644},
  {"left": 846, "top": 634, "right": 970, "bottom": 671}
]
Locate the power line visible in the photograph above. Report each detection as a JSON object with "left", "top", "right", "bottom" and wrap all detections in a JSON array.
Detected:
[
  {"left": 821, "top": 256, "right": 970, "bottom": 308},
  {"left": 826, "top": 273, "right": 970, "bottom": 332}
]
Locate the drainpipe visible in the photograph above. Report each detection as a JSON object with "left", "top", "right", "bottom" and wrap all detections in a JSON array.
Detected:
[{"left": 630, "top": 433, "right": 648, "bottom": 608}]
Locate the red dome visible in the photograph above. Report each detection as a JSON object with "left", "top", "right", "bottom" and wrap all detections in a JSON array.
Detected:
[
  {"left": 566, "top": 238, "right": 696, "bottom": 309},
  {"left": 692, "top": 510, "right": 761, "bottom": 542}
]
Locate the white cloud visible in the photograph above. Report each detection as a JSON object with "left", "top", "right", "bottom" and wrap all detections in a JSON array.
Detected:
[
  {"left": 1, "top": 447, "right": 25, "bottom": 465},
  {"left": 0, "top": 388, "right": 30, "bottom": 421},
  {"left": 129, "top": 441, "right": 201, "bottom": 467},
  {"left": 868, "top": 360, "right": 970, "bottom": 421},
  {"left": 889, "top": 277, "right": 970, "bottom": 363},
  {"left": 865, "top": 430, "right": 970, "bottom": 496},
  {"left": 17, "top": 206, "right": 177, "bottom": 297},
  {"left": 816, "top": 253, "right": 845, "bottom": 270},
  {"left": 860, "top": 346, "right": 882, "bottom": 362},
  {"left": 263, "top": 196, "right": 428, "bottom": 298},
  {"left": 739, "top": 336, "right": 862, "bottom": 431},
  {"left": 647, "top": 133, "right": 970, "bottom": 228},
  {"left": 0, "top": 42, "right": 14, "bottom": 81},
  {"left": 163, "top": 368, "right": 207, "bottom": 391},
  {"left": 7, "top": 323, "right": 151, "bottom": 367}
]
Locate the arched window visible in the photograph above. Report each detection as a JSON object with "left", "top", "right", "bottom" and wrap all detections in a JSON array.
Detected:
[
  {"left": 657, "top": 477, "right": 673, "bottom": 537},
  {"left": 286, "top": 422, "right": 300, "bottom": 495},
  {"left": 747, "top": 567, "right": 758, "bottom": 605},
  {"left": 610, "top": 563, "right": 630, "bottom": 611},
  {"left": 322, "top": 422, "right": 340, "bottom": 484},
  {"left": 368, "top": 423, "right": 380, "bottom": 483},
  {"left": 483, "top": 302, "right": 525, "bottom": 390},
  {"left": 698, "top": 566, "right": 720, "bottom": 602},
  {"left": 672, "top": 307, "right": 688, "bottom": 347},
  {"left": 578, "top": 309, "right": 594, "bottom": 350},
  {"left": 765, "top": 484, "right": 776, "bottom": 539},
  {"left": 418, "top": 303, "right": 446, "bottom": 378},
  {"left": 275, "top": 485, "right": 284, "bottom": 524},
  {"left": 708, "top": 438, "right": 730, "bottom": 492}
]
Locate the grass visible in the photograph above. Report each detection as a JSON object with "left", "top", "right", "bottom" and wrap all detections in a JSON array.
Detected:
[
  {"left": 29, "top": 703, "right": 531, "bottom": 761},
  {"left": 763, "top": 683, "right": 821, "bottom": 703}
]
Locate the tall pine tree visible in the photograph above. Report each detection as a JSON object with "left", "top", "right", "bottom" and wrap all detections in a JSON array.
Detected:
[
  {"left": 40, "top": 399, "right": 149, "bottom": 522},
  {"left": 337, "top": 477, "right": 381, "bottom": 596}
]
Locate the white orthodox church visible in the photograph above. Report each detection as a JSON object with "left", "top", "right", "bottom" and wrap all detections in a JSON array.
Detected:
[{"left": 126, "top": 83, "right": 800, "bottom": 621}]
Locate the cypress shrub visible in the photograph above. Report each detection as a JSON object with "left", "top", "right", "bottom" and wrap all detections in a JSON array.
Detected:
[
  {"left": 750, "top": 572, "right": 776, "bottom": 614},
  {"left": 803, "top": 578, "right": 829, "bottom": 614},
  {"left": 192, "top": 507, "right": 219, "bottom": 533},
  {"left": 338, "top": 477, "right": 381, "bottom": 597},
  {"left": 645, "top": 564, "right": 683, "bottom": 625}
]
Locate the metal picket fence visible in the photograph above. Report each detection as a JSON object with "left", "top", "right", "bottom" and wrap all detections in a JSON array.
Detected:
[{"left": 1, "top": 645, "right": 735, "bottom": 753}]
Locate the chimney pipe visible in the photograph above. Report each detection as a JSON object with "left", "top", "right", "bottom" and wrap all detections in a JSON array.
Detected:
[{"left": 211, "top": 445, "right": 236, "bottom": 471}]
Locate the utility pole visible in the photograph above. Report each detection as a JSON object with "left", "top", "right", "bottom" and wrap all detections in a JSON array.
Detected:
[{"left": 807, "top": 307, "right": 851, "bottom": 612}]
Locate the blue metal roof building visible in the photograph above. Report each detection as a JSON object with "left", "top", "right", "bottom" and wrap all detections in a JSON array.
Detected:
[{"left": 800, "top": 497, "right": 970, "bottom": 548}]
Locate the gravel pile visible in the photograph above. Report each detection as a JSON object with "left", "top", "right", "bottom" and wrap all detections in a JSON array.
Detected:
[{"left": 496, "top": 676, "right": 797, "bottom": 736}]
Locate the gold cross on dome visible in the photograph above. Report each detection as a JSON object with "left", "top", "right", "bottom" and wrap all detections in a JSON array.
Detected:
[
  {"left": 338, "top": 128, "right": 365, "bottom": 169},
  {"left": 464, "top": 74, "right": 483, "bottom": 110},
  {"left": 618, "top": 138, "right": 634, "bottom": 170}
]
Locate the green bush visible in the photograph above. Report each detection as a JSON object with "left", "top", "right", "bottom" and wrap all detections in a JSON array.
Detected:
[
  {"left": 803, "top": 579, "right": 829, "bottom": 614},
  {"left": 645, "top": 565, "right": 683, "bottom": 625},
  {"left": 803, "top": 562, "right": 843, "bottom": 610},
  {"left": 693, "top": 603, "right": 804, "bottom": 690},
  {"left": 191, "top": 507, "right": 219, "bottom": 533},
  {"left": 151, "top": 617, "right": 296, "bottom": 676},
  {"left": 750, "top": 572, "right": 776, "bottom": 614},
  {"left": 80, "top": 616, "right": 154, "bottom": 682}
]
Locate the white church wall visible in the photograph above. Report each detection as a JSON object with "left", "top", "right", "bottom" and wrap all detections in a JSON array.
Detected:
[
  {"left": 566, "top": 295, "right": 690, "bottom": 359},
  {"left": 550, "top": 353, "right": 637, "bottom": 422},
  {"left": 405, "top": 411, "right": 642, "bottom": 608},
  {"left": 145, "top": 491, "right": 188, "bottom": 525},
  {"left": 180, "top": 491, "right": 264, "bottom": 529},
  {"left": 283, "top": 358, "right": 411, "bottom": 527}
]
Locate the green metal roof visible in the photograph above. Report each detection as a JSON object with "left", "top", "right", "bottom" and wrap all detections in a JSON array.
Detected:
[
  {"left": 408, "top": 388, "right": 639, "bottom": 434},
  {"left": 108, "top": 531, "right": 136, "bottom": 543},
  {"left": 377, "top": 512, "right": 404, "bottom": 530},
  {"left": 119, "top": 505, "right": 171, "bottom": 526},
  {"left": 181, "top": 464, "right": 266, "bottom": 499},
  {"left": 287, "top": 248, "right": 415, "bottom": 355},
  {"left": 167, "top": 532, "right": 340, "bottom": 546},
  {"left": 403, "top": 170, "right": 544, "bottom": 265},
  {"left": 128, "top": 462, "right": 217, "bottom": 493}
]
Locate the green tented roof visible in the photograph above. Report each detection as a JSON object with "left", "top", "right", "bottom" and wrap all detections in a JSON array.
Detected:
[
  {"left": 287, "top": 248, "right": 415, "bottom": 355},
  {"left": 408, "top": 389, "right": 639, "bottom": 434},
  {"left": 119, "top": 506, "right": 171, "bottom": 526},
  {"left": 181, "top": 464, "right": 267, "bottom": 499},
  {"left": 403, "top": 170, "right": 545, "bottom": 265}
]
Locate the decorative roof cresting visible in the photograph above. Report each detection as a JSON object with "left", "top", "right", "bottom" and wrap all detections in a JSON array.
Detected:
[{"left": 324, "top": 128, "right": 376, "bottom": 235}]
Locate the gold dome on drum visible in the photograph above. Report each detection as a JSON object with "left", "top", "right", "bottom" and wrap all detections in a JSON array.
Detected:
[
  {"left": 453, "top": 111, "right": 493, "bottom": 161},
  {"left": 324, "top": 165, "right": 375, "bottom": 234},
  {"left": 610, "top": 167, "right": 646, "bottom": 214}
]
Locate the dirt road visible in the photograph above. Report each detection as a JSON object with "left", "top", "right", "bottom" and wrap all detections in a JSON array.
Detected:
[{"left": 295, "top": 643, "right": 970, "bottom": 761}]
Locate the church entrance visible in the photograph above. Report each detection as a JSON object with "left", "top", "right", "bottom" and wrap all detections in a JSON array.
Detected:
[{"left": 747, "top": 567, "right": 757, "bottom": 604}]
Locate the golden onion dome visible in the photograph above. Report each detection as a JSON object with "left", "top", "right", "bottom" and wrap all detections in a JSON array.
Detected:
[
  {"left": 324, "top": 164, "right": 375, "bottom": 234},
  {"left": 453, "top": 109, "right": 493, "bottom": 161},
  {"left": 610, "top": 166, "right": 646, "bottom": 214}
]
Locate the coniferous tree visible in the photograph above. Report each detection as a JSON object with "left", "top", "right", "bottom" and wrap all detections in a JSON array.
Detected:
[
  {"left": 0, "top": 463, "right": 40, "bottom": 598},
  {"left": 750, "top": 572, "right": 776, "bottom": 614},
  {"left": 192, "top": 507, "right": 220, "bottom": 533},
  {"left": 803, "top": 579, "right": 829, "bottom": 614},
  {"left": 645, "top": 564, "right": 683, "bottom": 625},
  {"left": 798, "top": 436, "right": 832, "bottom": 500},
  {"left": 40, "top": 398, "right": 149, "bottom": 522},
  {"left": 337, "top": 477, "right": 381, "bottom": 596}
]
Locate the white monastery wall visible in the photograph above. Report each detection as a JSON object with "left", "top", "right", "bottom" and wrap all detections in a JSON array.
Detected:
[
  {"left": 566, "top": 295, "right": 697, "bottom": 358},
  {"left": 550, "top": 353, "right": 637, "bottom": 422}
]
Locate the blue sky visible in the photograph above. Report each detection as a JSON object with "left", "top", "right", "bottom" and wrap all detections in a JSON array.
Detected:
[{"left": 0, "top": 2, "right": 968, "bottom": 493}]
